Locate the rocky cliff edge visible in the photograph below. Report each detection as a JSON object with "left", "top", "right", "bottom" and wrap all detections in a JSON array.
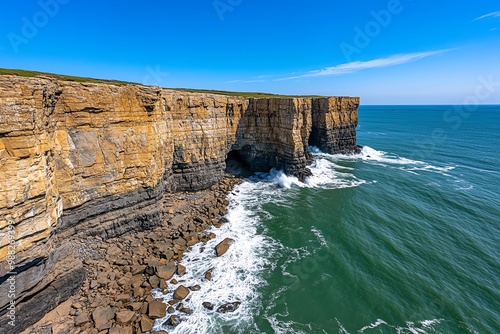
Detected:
[{"left": 0, "top": 75, "right": 359, "bottom": 331}]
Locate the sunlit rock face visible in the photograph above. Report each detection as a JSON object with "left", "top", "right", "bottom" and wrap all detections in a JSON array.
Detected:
[{"left": 0, "top": 75, "right": 359, "bottom": 332}]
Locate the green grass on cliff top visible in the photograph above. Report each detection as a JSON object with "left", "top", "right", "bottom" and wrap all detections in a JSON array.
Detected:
[
  {"left": 0, "top": 68, "right": 324, "bottom": 99},
  {"left": 0, "top": 68, "right": 135, "bottom": 86}
]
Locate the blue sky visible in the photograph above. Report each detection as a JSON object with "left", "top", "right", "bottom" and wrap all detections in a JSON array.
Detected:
[{"left": 1, "top": 0, "right": 499, "bottom": 104}]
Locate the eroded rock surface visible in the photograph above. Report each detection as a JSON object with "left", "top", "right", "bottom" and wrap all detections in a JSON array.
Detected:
[{"left": 0, "top": 75, "right": 359, "bottom": 332}]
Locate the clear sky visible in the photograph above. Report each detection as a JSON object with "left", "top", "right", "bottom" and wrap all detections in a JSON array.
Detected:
[{"left": 1, "top": 0, "right": 499, "bottom": 104}]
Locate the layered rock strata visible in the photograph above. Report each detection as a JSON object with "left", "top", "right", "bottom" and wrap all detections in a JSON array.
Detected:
[
  {"left": 0, "top": 75, "right": 359, "bottom": 332},
  {"left": 22, "top": 176, "right": 240, "bottom": 334}
]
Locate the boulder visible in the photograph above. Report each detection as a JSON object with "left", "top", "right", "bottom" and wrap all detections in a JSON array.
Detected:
[
  {"left": 177, "top": 264, "right": 186, "bottom": 276},
  {"left": 208, "top": 207, "right": 219, "bottom": 218},
  {"left": 75, "top": 311, "right": 90, "bottom": 326},
  {"left": 114, "top": 258, "right": 128, "bottom": 266},
  {"left": 163, "top": 249, "right": 175, "bottom": 261},
  {"left": 179, "top": 307, "right": 191, "bottom": 314},
  {"left": 187, "top": 237, "right": 199, "bottom": 246},
  {"left": 164, "top": 315, "right": 182, "bottom": 327},
  {"left": 130, "top": 274, "right": 144, "bottom": 288},
  {"left": 146, "top": 231, "right": 159, "bottom": 241},
  {"left": 129, "top": 302, "right": 142, "bottom": 311},
  {"left": 173, "top": 285, "right": 190, "bottom": 300},
  {"left": 117, "top": 276, "right": 130, "bottom": 287},
  {"left": 170, "top": 215, "right": 186, "bottom": 228},
  {"left": 108, "top": 245, "right": 122, "bottom": 256},
  {"left": 216, "top": 302, "right": 241, "bottom": 313},
  {"left": 92, "top": 306, "right": 115, "bottom": 330},
  {"left": 215, "top": 238, "right": 234, "bottom": 257},
  {"left": 148, "top": 300, "right": 167, "bottom": 319},
  {"left": 133, "top": 286, "right": 145, "bottom": 298},
  {"left": 156, "top": 263, "right": 177, "bottom": 280},
  {"left": 130, "top": 265, "right": 146, "bottom": 275},
  {"left": 108, "top": 327, "right": 133, "bottom": 334},
  {"left": 218, "top": 217, "right": 229, "bottom": 225},
  {"left": 116, "top": 294, "right": 131, "bottom": 303},
  {"left": 96, "top": 271, "right": 109, "bottom": 286},
  {"left": 159, "top": 279, "right": 168, "bottom": 290},
  {"left": 140, "top": 315, "right": 154, "bottom": 332},
  {"left": 115, "top": 309, "right": 135, "bottom": 324},
  {"left": 193, "top": 216, "right": 206, "bottom": 224},
  {"left": 174, "top": 238, "right": 187, "bottom": 246},
  {"left": 202, "top": 302, "right": 214, "bottom": 310},
  {"left": 204, "top": 269, "right": 213, "bottom": 281},
  {"left": 149, "top": 275, "right": 160, "bottom": 288}
]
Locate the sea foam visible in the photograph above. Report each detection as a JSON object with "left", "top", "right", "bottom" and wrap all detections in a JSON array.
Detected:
[
  {"left": 152, "top": 145, "right": 456, "bottom": 333},
  {"left": 152, "top": 182, "right": 277, "bottom": 333}
]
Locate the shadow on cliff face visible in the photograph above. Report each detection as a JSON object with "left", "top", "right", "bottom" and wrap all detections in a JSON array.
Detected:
[
  {"left": 225, "top": 149, "right": 255, "bottom": 178},
  {"left": 226, "top": 98, "right": 313, "bottom": 181}
]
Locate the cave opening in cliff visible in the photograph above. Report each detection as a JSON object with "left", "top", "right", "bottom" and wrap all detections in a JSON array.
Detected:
[{"left": 225, "top": 150, "right": 253, "bottom": 177}]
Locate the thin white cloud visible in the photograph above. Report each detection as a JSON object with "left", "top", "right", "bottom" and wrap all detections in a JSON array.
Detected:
[
  {"left": 277, "top": 49, "right": 453, "bottom": 81},
  {"left": 474, "top": 11, "right": 500, "bottom": 21},
  {"left": 256, "top": 74, "right": 279, "bottom": 79}
]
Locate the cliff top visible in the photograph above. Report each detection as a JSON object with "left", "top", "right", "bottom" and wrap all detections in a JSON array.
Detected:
[{"left": 0, "top": 68, "right": 325, "bottom": 99}]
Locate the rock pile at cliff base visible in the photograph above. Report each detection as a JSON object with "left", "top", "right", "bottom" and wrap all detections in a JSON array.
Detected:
[{"left": 23, "top": 176, "right": 240, "bottom": 334}]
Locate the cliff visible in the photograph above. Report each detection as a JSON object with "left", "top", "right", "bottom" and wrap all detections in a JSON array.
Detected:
[{"left": 0, "top": 74, "right": 359, "bottom": 331}]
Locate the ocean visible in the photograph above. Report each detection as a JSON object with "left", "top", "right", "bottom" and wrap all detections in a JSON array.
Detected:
[{"left": 153, "top": 105, "right": 500, "bottom": 334}]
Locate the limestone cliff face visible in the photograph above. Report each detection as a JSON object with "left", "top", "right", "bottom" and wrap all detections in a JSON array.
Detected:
[
  {"left": 310, "top": 97, "right": 360, "bottom": 154},
  {"left": 0, "top": 75, "right": 359, "bottom": 331}
]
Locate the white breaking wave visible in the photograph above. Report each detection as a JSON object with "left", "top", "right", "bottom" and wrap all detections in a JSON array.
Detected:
[
  {"left": 360, "top": 145, "right": 425, "bottom": 165},
  {"left": 311, "top": 227, "right": 328, "bottom": 247},
  {"left": 358, "top": 319, "right": 388, "bottom": 332},
  {"left": 152, "top": 182, "right": 279, "bottom": 333},
  {"left": 333, "top": 317, "right": 445, "bottom": 333},
  {"left": 253, "top": 169, "right": 305, "bottom": 189},
  {"left": 250, "top": 164, "right": 366, "bottom": 191},
  {"left": 358, "top": 147, "right": 457, "bottom": 178},
  {"left": 150, "top": 149, "right": 370, "bottom": 333},
  {"left": 306, "top": 158, "right": 367, "bottom": 189},
  {"left": 150, "top": 145, "right": 456, "bottom": 333},
  {"left": 310, "top": 145, "right": 458, "bottom": 179},
  {"left": 396, "top": 319, "right": 445, "bottom": 334}
]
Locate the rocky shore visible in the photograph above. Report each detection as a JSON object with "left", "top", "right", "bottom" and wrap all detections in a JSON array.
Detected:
[
  {"left": 1, "top": 74, "right": 359, "bottom": 332},
  {"left": 23, "top": 176, "right": 241, "bottom": 334}
]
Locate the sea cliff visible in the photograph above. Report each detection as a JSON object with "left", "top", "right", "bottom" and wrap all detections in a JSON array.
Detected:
[{"left": 0, "top": 74, "right": 359, "bottom": 332}]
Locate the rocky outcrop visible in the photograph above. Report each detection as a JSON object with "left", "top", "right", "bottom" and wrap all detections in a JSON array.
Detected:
[
  {"left": 310, "top": 97, "right": 360, "bottom": 154},
  {"left": 215, "top": 237, "right": 234, "bottom": 257},
  {"left": 0, "top": 74, "right": 359, "bottom": 332}
]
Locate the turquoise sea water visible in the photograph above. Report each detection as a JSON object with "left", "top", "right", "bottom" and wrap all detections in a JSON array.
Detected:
[{"left": 154, "top": 106, "right": 500, "bottom": 334}]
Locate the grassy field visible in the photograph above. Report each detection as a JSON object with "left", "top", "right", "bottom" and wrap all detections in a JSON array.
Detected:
[
  {"left": 0, "top": 68, "right": 324, "bottom": 99},
  {"left": 170, "top": 87, "right": 323, "bottom": 99}
]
